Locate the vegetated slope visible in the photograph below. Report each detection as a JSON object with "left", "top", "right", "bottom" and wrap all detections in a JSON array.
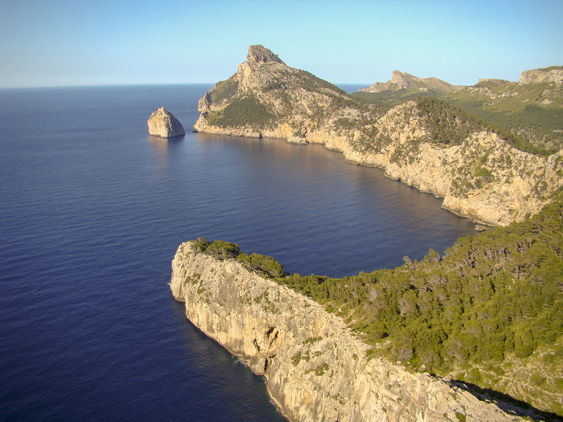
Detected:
[
  {"left": 191, "top": 191, "right": 563, "bottom": 417},
  {"left": 354, "top": 66, "right": 563, "bottom": 151},
  {"left": 194, "top": 46, "right": 563, "bottom": 227},
  {"left": 195, "top": 44, "right": 390, "bottom": 138},
  {"left": 442, "top": 76, "right": 563, "bottom": 151},
  {"left": 171, "top": 241, "right": 527, "bottom": 421},
  {"left": 276, "top": 190, "right": 563, "bottom": 418}
]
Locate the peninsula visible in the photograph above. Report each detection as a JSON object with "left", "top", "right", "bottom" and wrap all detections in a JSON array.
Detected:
[
  {"left": 170, "top": 240, "right": 529, "bottom": 421},
  {"left": 194, "top": 45, "right": 563, "bottom": 227},
  {"left": 171, "top": 46, "right": 563, "bottom": 419}
]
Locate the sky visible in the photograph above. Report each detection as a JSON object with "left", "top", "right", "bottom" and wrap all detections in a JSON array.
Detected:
[{"left": 1, "top": 0, "right": 562, "bottom": 88}]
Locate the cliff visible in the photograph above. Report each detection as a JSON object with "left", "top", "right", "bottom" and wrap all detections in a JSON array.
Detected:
[
  {"left": 148, "top": 107, "right": 185, "bottom": 138},
  {"left": 170, "top": 241, "right": 526, "bottom": 422},
  {"left": 193, "top": 46, "right": 563, "bottom": 227},
  {"left": 519, "top": 66, "right": 563, "bottom": 85}
]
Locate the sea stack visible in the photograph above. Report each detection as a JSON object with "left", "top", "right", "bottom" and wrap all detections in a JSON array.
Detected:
[{"left": 147, "top": 107, "right": 185, "bottom": 138}]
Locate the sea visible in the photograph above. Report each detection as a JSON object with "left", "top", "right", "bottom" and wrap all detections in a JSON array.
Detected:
[{"left": 0, "top": 84, "right": 477, "bottom": 421}]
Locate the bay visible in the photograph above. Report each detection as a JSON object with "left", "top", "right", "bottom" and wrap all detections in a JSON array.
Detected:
[{"left": 0, "top": 85, "right": 476, "bottom": 421}]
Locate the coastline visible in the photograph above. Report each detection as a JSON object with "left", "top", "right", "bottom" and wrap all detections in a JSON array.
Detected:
[{"left": 170, "top": 241, "right": 525, "bottom": 422}]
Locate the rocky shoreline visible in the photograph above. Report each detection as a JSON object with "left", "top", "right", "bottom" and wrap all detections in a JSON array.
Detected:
[
  {"left": 192, "top": 46, "right": 563, "bottom": 227},
  {"left": 170, "top": 241, "right": 526, "bottom": 422}
]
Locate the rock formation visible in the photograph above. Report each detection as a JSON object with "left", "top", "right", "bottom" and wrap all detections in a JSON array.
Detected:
[
  {"left": 359, "top": 70, "right": 460, "bottom": 93},
  {"left": 170, "top": 241, "right": 527, "bottom": 422},
  {"left": 193, "top": 46, "right": 563, "bottom": 227},
  {"left": 519, "top": 66, "right": 563, "bottom": 85},
  {"left": 148, "top": 107, "right": 185, "bottom": 138}
]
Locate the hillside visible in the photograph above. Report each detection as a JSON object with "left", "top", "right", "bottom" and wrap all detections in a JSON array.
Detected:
[
  {"left": 354, "top": 66, "right": 563, "bottom": 151},
  {"left": 194, "top": 45, "right": 563, "bottom": 227},
  {"left": 358, "top": 70, "right": 461, "bottom": 94}
]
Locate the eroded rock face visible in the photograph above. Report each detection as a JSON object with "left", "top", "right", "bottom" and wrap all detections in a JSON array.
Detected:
[
  {"left": 519, "top": 66, "right": 563, "bottom": 85},
  {"left": 170, "top": 241, "right": 525, "bottom": 422},
  {"left": 148, "top": 107, "right": 185, "bottom": 138}
]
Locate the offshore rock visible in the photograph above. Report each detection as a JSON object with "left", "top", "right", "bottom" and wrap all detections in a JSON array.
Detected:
[
  {"left": 148, "top": 107, "right": 185, "bottom": 138},
  {"left": 170, "top": 241, "right": 525, "bottom": 422},
  {"left": 287, "top": 136, "right": 309, "bottom": 145}
]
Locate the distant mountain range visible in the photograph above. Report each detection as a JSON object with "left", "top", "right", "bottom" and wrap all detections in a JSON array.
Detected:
[{"left": 359, "top": 70, "right": 461, "bottom": 94}]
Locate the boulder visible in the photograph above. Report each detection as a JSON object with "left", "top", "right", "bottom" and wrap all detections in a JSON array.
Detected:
[{"left": 147, "top": 107, "right": 185, "bottom": 138}]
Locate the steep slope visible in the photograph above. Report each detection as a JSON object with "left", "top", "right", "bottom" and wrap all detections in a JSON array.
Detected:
[
  {"left": 356, "top": 66, "right": 563, "bottom": 150},
  {"left": 194, "top": 46, "right": 563, "bottom": 226},
  {"left": 170, "top": 240, "right": 528, "bottom": 422}
]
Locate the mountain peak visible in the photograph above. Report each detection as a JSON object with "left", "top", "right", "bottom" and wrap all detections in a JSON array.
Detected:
[
  {"left": 246, "top": 45, "right": 285, "bottom": 70},
  {"left": 360, "top": 71, "right": 459, "bottom": 93}
]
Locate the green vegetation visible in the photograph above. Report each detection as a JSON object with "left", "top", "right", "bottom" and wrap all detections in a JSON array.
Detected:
[
  {"left": 414, "top": 97, "right": 484, "bottom": 146},
  {"left": 236, "top": 252, "right": 285, "bottom": 278},
  {"left": 414, "top": 97, "right": 553, "bottom": 156},
  {"left": 261, "top": 68, "right": 347, "bottom": 97},
  {"left": 352, "top": 88, "right": 441, "bottom": 104},
  {"left": 353, "top": 79, "right": 563, "bottom": 152},
  {"left": 277, "top": 195, "right": 563, "bottom": 368},
  {"left": 209, "top": 76, "right": 239, "bottom": 104},
  {"left": 273, "top": 191, "right": 563, "bottom": 415},
  {"left": 206, "top": 95, "right": 276, "bottom": 129},
  {"left": 441, "top": 82, "right": 563, "bottom": 152},
  {"left": 193, "top": 237, "right": 284, "bottom": 279},
  {"left": 189, "top": 189, "right": 563, "bottom": 414}
]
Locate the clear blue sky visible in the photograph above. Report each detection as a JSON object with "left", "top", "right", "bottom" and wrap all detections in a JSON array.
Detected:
[{"left": 1, "top": 0, "right": 562, "bottom": 88}]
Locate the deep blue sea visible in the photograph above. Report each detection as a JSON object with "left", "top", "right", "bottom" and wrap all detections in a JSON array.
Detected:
[{"left": 0, "top": 84, "right": 477, "bottom": 421}]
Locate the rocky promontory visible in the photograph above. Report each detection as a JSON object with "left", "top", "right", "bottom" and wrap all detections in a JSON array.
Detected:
[
  {"left": 358, "top": 70, "right": 460, "bottom": 93},
  {"left": 193, "top": 45, "right": 563, "bottom": 227},
  {"left": 519, "top": 66, "right": 563, "bottom": 85},
  {"left": 148, "top": 107, "right": 185, "bottom": 138},
  {"left": 170, "top": 240, "right": 526, "bottom": 422}
]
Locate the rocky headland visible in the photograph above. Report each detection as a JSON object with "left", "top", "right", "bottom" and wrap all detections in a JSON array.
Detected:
[
  {"left": 170, "top": 240, "right": 528, "bottom": 422},
  {"left": 519, "top": 66, "right": 563, "bottom": 85},
  {"left": 148, "top": 107, "right": 185, "bottom": 138},
  {"left": 358, "top": 70, "right": 461, "bottom": 94},
  {"left": 193, "top": 45, "right": 563, "bottom": 227}
]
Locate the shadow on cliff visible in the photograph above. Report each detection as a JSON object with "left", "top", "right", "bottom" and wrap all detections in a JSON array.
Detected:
[{"left": 447, "top": 380, "right": 563, "bottom": 421}]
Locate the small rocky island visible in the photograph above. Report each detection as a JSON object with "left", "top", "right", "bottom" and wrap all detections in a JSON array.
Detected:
[{"left": 147, "top": 107, "right": 185, "bottom": 138}]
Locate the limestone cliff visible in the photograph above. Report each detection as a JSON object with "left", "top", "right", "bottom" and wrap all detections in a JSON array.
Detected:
[
  {"left": 193, "top": 46, "right": 563, "bottom": 227},
  {"left": 170, "top": 241, "right": 525, "bottom": 422},
  {"left": 519, "top": 66, "right": 563, "bottom": 85},
  {"left": 148, "top": 107, "right": 185, "bottom": 138},
  {"left": 170, "top": 242, "right": 520, "bottom": 422}
]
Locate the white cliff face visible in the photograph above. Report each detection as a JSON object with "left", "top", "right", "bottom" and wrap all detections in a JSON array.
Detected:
[
  {"left": 170, "top": 241, "right": 524, "bottom": 422},
  {"left": 148, "top": 107, "right": 185, "bottom": 138},
  {"left": 197, "top": 99, "right": 563, "bottom": 227},
  {"left": 519, "top": 67, "right": 563, "bottom": 85}
]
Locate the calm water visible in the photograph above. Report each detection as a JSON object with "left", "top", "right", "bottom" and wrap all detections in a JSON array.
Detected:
[{"left": 0, "top": 85, "right": 476, "bottom": 421}]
